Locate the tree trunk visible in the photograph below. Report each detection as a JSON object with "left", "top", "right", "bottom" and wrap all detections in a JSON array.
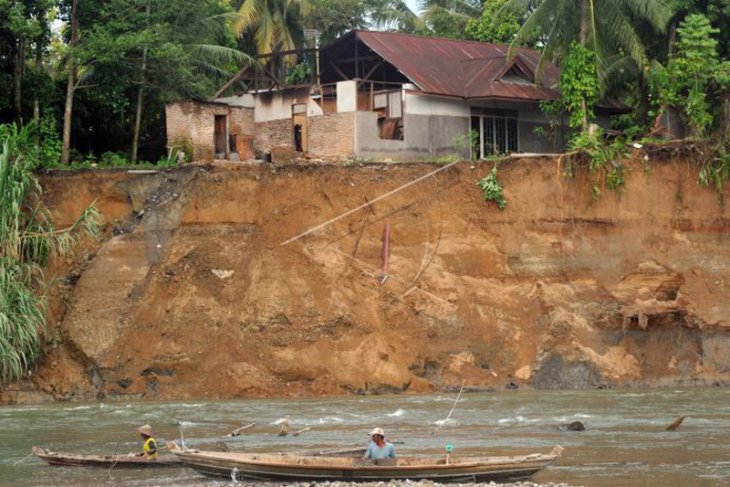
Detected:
[
  {"left": 131, "top": 2, "right": 150, "bottom": 164},
  {"left": 61, "top": 0, "right": 79, "bottom": 165},
  {"left": 722, "top": 92, "right": 730, "bottom": 142},
  {"left": 13, "top": 39, "right": 25, "bottom": 124},
  {"left": 578, "top": 0, "right": 591, "bottom": 133},
  {"left": 579, "top": 0, "right": 588, "bottom": 45},
  {"left": 33, "top": 43, "right": 43, "bottom": 147},
  {"left": 131, "top": 80, "right": 145, "bottom": 164}
]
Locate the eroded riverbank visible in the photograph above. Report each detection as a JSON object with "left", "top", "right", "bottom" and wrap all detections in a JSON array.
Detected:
[{"left": 2, "top": 155, "right": 730, "bottom": 403}]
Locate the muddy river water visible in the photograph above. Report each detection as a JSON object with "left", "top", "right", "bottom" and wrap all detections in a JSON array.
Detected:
[{"left": 1, "top": 388, "right": 729, "bottom": 486}]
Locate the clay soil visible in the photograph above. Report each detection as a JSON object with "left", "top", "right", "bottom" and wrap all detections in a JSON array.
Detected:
[{"left": 2, "top": 152, "right": 729, "bottom": 403}]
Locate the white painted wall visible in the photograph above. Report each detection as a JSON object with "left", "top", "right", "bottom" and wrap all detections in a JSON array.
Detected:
[
  {"left": 252, "top": 90, "right": 324, "bottom": 123},
  {"left": 354, "top": 111, "right": 405, "bottom": 156},
  {"left": 404, "top": 92, "right": 470, "bottom": 116},
  {"left": 469, "top": 99, "right": 547, "bottom": 123},
  {"left": 336, "top": 81, "right": 357, "bottom": 113},
  {"left": 216, "top": 94, "right": 255, "bottom": 108}
]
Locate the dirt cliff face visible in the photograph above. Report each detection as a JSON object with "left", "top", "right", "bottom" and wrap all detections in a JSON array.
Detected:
[{"left": 3, "top": 153, "right": 729, "bottom": 403}]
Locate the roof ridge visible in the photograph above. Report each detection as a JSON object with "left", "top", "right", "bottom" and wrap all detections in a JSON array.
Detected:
[{"left": 354, "top": 29, "right": 538, "bottom": 54}]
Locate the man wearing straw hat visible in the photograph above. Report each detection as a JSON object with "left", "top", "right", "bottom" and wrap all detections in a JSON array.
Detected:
[
  {"left": 135, "top": 424, "right": 158, "bottom": 458},
  {"left": 363, "top": 427, "right": 396, "bottom": 460}
]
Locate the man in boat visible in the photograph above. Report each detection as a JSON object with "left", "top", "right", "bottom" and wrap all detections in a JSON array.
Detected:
[
  {"left": 364, "top": 427, "right": 396, "bottom": 460},
  {"left": 136, "top": 424, "right": 158, "bottom": 458}
]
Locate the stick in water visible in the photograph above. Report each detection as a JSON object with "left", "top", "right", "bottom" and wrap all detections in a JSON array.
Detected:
[
  {"left": 431, "top": 380, "right": 466, "bottom": 435},
  {"left": 229, "top": 422, "right": 255, "bottom": 437}
]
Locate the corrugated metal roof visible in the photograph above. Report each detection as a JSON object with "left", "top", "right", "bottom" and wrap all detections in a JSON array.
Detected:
[{"left": 351, "top": 31, "right": 560, "bottom": 101}]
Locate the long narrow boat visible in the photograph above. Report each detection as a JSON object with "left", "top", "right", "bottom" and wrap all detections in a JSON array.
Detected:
[
  {"left": 32, "top": 446, "right": 182, "bottom": 467},
  {"left": 169, "top": 443, "right": 563, "bottom": 483}
]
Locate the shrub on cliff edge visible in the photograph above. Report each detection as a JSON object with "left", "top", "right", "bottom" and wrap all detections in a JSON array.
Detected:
[{"left": 0, "top": 124, "right": 100, "bottom": 382}]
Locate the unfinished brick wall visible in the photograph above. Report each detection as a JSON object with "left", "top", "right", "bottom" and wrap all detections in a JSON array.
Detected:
[
  {"left": 229, "top": 107, "right": 255, "bottom": 136},
  {"left": 255, "top": 119, "right": 293, "bottom": 156},
  {"left": 166, "top": 100, "right": 254, "bottom": 162},
  {"left": 308, "top": 112, "right": 354, "bottom": 159}
]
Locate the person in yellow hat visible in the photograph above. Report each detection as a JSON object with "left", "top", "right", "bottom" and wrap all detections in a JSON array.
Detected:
[{"left": 135, "top": 424, "right": 158, "bottom": 458}]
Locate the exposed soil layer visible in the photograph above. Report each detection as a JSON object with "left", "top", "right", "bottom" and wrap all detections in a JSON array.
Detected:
[{"left": 3, "top": 154, "right": 729, "bottom": 403}]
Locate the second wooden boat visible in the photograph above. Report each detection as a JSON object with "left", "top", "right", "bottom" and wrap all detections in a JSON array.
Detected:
[
  {"left": 169, "top": 443, "right": 563, "bottom": 482},
  {"left": 32, "top": 446, "right": 182, "bottom": 467}
]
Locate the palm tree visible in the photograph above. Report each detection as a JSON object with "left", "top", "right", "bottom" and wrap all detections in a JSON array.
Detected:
[
  {"left": 366, "top": 0, "right": 423, "bottom": 34},
  {"left": 503, "top": 0, "right": 671, "bottom": 88},
  {"left": 417, "top": 0, "right": 482, "bottom": 38},
  {"left": 232, "top": 0, "right": 303, "bottom": 55}
]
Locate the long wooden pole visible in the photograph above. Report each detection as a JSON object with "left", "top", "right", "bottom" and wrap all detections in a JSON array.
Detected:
[
  {"left": 380, "top": 221, "right": 390, "bottom": 284},
  {"left": 281, "top": 161, "right": 460, "bottom": 246}
]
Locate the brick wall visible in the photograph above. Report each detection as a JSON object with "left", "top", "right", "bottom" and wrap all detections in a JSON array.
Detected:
[
  {"left": 254, "top": 119, "right": 293, "bottom": 155},
  {"left": 308, "top": 112, "right": 354, "bottom": 159},
  {"left": 229, "top": 106, "right": 255, "bottom": 136},
  {"left": 165, "top": 100, "right": 254, "bottom": 162}
]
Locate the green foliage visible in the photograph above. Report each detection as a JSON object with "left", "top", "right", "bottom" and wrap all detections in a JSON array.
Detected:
[
  {"left": 285, "top": 61, "right": 313, "bottom": 85},
  {"left": 465, "top": 0, "right": 521, "bottom": 44},
  {"left": 561, "top": 42, "right": 600, "bottom": 131},
  {"left": 536, "top": 99, "right": 564, "bottom": 149},
  {"left": 0, "top": 124, "right": 100, "bottom": 382},
  {"left": 477, "top": 165, "right": 506, "bottom": 209},
  {"left": 454, "top": 129, "right": 479, "bottom": 160},
  {"left": 415, "top": 0, "right": 481, "bottom": 39},
  {"left": 650, "top": 14, "right": 727, "bottom": 137},
  {"left": 0, "top": 117, "right": 61, "bottom": 169},
  {"left": 698, "top": 144, "right": 730, "bottom": 192},
  {"left": 568, "top": 126, "right": 630, "bottom": 200},
  {"left": 610, "top": 113, "right": 645, "bottom": 141},
  {"left": 169, "top": 137, "right": 194, "bottom": 164},
  {"left": 504, "top": 0, "right": 670, "bottom": 89},
  {"left": 99, "top": 152, "right": 129, "bottom": 167}
]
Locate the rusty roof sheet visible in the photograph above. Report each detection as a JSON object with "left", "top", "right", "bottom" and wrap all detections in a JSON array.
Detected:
[{"left": 352, "top": 31, "right": 559, "bottom": 101}]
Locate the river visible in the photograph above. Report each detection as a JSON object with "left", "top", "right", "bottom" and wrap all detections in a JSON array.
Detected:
[{"left": 1, "top": 388, "right": 728, "bottom": 486}]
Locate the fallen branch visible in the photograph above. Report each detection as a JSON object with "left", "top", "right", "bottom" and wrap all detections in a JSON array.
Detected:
[
  {"left": 292, "top": 427, "right": 311, "bottom": 436},
  {"left": 228, "top": 422, "right": 255, "bottom": 437},
  {"left": 665, "top": 416, "right": 686, "bottom": 431},
  {"left": 277, "top": 416, "right": 291, "bottom": 436}
]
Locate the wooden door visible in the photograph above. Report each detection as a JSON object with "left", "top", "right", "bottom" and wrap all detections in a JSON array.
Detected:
[{"left": 214, "top": 115, "right": 227, "bottom": 157}]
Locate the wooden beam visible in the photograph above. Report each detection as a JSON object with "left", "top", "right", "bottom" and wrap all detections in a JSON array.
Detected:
[
  {"left": 212, "top": 67, "right": 249, "bottom": 100},
  {"left": 328, "top": 61, "right": 348, "bottom": 81},
  {"left": 363, "top": 60, "right": 384, "bottom": 81},
  {"left": 255, "top": 48, "right": 317, "bottom": 59}
]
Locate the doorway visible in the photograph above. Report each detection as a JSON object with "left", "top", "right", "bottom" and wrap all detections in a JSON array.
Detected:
[
  {"left": 214, "top": 115, "right": 227, "bottom": 157},
  {"left": 292, "top": 104, "right": 308, "bottom": 153}
]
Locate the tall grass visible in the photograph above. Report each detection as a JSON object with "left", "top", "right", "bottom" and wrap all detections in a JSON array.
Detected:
[{"left": 0, "top": 124, "right": 100, "bottom": 382}]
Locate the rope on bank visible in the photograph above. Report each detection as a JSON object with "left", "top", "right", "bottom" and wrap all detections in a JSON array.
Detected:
[{"left": 281, "top": 160, "right": 461, "bottom": 246}]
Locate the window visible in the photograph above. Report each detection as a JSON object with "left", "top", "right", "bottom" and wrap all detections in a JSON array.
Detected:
[
  {"left": 474, "top": 115, "right": 518, "bottom": 156},
  {"left": 373, "top": 89, "right": 403, "bottom": 140}
]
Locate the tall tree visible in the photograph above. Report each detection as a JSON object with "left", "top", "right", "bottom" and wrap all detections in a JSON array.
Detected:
[
  {"left": 60, "top": 0, "right": 77, "bottom": 165},
  {"left": 502, "top": 0, "right": 671, "bottom": 88},
  {"left": 465, "top": 0, "right": 523, "bottom": 44},
  {"left": 58, "top": 0, "right": 248, "bottom": 162},
  {"left": 232, "top": 0, "right": 303, "bottom": 55},
  {"left": 418, "top": 0, "right": 481, "bottom": 39},
  {"left": 0, "top": 0, "right": 53, "bottom": 124}
]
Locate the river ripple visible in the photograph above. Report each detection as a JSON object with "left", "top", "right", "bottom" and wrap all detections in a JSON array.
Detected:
[{"left": 1, "top": 388, "right": 729, "bottom": 486}]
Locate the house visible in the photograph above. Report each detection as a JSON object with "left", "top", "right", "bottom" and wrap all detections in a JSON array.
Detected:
[{"left": 166, "top": 30, "right": 613, "bottom": 163}]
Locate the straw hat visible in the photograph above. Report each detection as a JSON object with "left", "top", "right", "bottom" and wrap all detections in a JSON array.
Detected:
[
  {"left": 369, "top": 427, "right": 385, "bottom": 437},
  {"left": 136, "top": 424, "right": 154, "bottom": 437}
]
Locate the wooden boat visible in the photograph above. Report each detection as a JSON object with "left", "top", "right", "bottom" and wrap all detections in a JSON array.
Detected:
[
  {"left": 169, "top": 443, "right": 563, "bottom": 483},
  {"left": 32, "top": 446, "right": 182, "bottom": 468}
]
